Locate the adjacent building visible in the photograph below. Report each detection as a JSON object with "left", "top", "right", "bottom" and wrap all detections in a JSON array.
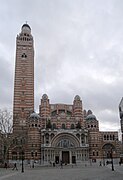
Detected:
[{"left": 119, "top": 97, "right": 123, "bottom": 162}]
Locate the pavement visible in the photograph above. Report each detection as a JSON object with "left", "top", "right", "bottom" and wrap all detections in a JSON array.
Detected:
[{"left": 0, "top": 163, "right": 123, "bottom": 180}]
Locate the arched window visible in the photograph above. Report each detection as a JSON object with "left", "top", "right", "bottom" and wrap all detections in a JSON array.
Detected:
[
  {"left": 45, "top": 133, "right": 49, "bottom": 140},
  {"left": 67, "top": 111, "right": 72, "bottom": 116},
  {"left": 35, "top": 124, "right": 37, "bottom": 127},
  {"left": 62, "top": 124, "right": 66, "bottom": 129},
  {"left": 81, "top": 134, "right": 85, "bottom": 144},
  {"left": 59, "top": 109, "right": 65, "bottom": 115},
  {"left": 21, "top": 53, "right": 27, "bottom": 58},
  {"left": 51, "top": 110, "right": 57, "bottom": 116},
  {"left": 51, "top": 133, "right": 54, "bottom": 139},
  {"left": 93, "top": 151, "right": 95, "bottom": 156},
  {"left": 57, "top": 139, "right": 75, "bottom": 148},
  {"left": 71, "top": 124, "right": 75, "bottom": 129},
  {"left": 45, "top": 133, "right": 49, "bottom": 144},
  {"left": 110, "top": 135, "right": 112, "bottom": 140},
  {"left": 52, "top": 123, "right": 56, "bottom": 129},
  {"left": 113, "top": 135, "right": 115, "bottom": 140},
  {"left": 107, "top": 135, "right": 109, "bottom": 140},
  {"left": 104, "top": 135, "right": 106, "bottom": 140}
]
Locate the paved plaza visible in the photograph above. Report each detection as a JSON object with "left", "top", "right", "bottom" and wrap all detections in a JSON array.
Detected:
[{"left": 0, "top": 164, "right": 123, "bottom": 180}]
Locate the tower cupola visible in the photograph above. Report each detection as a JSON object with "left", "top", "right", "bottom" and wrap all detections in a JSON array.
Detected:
[
  {"left": 73, "top": 95, "right": 83, "bottom": 117},
  {"left": 21, "top": 23, "right": 31, "bottom": 34}
]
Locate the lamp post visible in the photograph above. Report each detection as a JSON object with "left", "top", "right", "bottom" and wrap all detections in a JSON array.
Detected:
[
  {"left": 110, "top": 148, "right": 114, "bottom": 171},
  {"left": 21, "top": 138, "right": 24, "bottom": 173},
  {"left": 20, "top": 125, "right": 25, "bottom": 173},
  {"left": 103, "top": 151, "right": 105, "bottom": 166},
  {"left": 21, "top": 151, "right": 24, "bottom": 173}
]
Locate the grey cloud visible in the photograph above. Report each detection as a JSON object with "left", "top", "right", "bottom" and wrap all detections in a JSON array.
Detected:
[
  {"left": 0, "top": 0, "right": 123, "bottom": 132},
  {"left": 0, "top": 56, "right": 13, "bottom": 108}
]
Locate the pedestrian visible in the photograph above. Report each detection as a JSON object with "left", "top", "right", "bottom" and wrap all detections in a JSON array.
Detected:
[
  {"left": 4, "top": 162, "right": 7, "bottom": 169},
  {"left": 32, "top": 161, "right": 34, "bottom": 168},
  {"left": 53, "top": 162, "right": 55, "bottom": 167},
  {"left": 99, "top": 161, "right": 102, "bottom": 166},
  {"left": 49, "top": 161, "right": 52, "bottom": 166},
  {"left": 60, "top": 160, "right": 63, "bottom": 168},
  {"left": 119, "top": 161, "right": 121, "bottom": 166},
  {"left": 12, "top": 163, "right": 18, "bottom": 170}
]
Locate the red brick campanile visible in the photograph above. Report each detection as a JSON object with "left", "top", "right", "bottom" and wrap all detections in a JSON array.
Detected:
[{"left": 13, "top": 24, "right": 34, "bottom": 134}]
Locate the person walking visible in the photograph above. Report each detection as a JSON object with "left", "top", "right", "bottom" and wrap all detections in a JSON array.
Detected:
[
  {"left": 12, "top": 163, "right": 18, "bottom": 170},
  {"left": 60, "top": 160, "right": 63, "bottom": 169},
  {"left": 4, "top": 162, "right": 7, "bottom": 169}
]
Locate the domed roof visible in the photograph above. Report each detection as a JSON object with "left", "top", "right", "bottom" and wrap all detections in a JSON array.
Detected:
[
  {"left": 42, "top": 94, "right": 48, "bottom": 100},
  {"left": 22, "top": 23, "right": 31, "bottom": 30},
  {"left": 30, "top": 112, "right": 40, "bottom": 119},
  {"left": 86, "top": 114, "right": 96, "bottom": 120},
  {"left": 74, "top": 95, "right": 81, "bottom": 101}
]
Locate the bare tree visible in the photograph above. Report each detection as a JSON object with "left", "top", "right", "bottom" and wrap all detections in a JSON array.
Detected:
[
  {"left": 0, "top": 109, "right": 13, "bottom": 163},
  {"left": 0, "top": 109, "right": 13, "bottom": 133}
]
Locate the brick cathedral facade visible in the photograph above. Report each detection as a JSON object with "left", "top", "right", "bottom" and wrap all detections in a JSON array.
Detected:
[{"left": 9, "top": 24, "right": 121, "bottom": 165}]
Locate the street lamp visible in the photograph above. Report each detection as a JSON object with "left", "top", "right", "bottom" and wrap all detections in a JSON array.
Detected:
[
  {"left": 21, "top": 151, "right": 24, "bottom": 173},
  {"left": 110, "top": 148, "right": 114, "bottom": 171},
  {"left": 103, "top": 151, "right": 105, "bottom": 166}
]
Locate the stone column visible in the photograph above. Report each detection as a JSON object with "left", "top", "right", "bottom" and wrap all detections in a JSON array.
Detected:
[
  {"left": 50, "top": 149, "right": 51, "bottom": 162},
  {"left": 76, "top": 151, "right": 78, "bottom": 161},
  {"left": 70, "top": 151, "right": 72, "bottom": 164},
  {"left": 80, "top": 134, "right": 82, "bottom": 145},
  {"left": 85, "top": 135, "right": 86, "bottom": 144},
  {"left": 60, "top": 150, "right": 62, "bottom": 161},
  {"left": 47, "top": 149, "right": 48, "bottom": 162},
  {"left": 44, "top": 150, "right": 45, "bottom": 162}
]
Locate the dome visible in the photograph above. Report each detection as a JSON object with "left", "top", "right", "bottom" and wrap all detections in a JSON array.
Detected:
[
  {"left": 22, "top": 23, "right": 31, "bottom": 30},
  {"left": 30, "top": 112, "right": 40, "bottom": 119},
  {"left": 86, "top": 114, "right": 96, "bottom": 120},
  {"left": 21, "top": 23, "right": 31, "bottom": 34},
  {"left": 42, "top": 94, "right": 48, "bottom": 100},
  {"left": 74, "top": 95, "right": 80, "bottom": 101}
]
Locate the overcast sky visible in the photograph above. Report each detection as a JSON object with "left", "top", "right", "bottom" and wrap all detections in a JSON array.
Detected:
[{"left": 0, "top": 0, "right": 123, "bottom": 132}]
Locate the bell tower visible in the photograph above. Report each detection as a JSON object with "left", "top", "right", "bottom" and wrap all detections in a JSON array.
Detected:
[{"left": 13, "top": 24, "right": 34, "bottom": 133}]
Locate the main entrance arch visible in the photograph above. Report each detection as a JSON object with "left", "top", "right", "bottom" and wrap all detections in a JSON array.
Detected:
[
  {"left": 51, "top": 132, "right": 80, "bottom": 164},
  {"left": 41, "top": 131, "right": 89, "bottom": 165},
  {"left": 51, "top": 132, "right": 80, "bottom": 147}
]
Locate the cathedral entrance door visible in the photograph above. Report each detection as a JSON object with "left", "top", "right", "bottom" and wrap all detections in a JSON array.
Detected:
[
  {"left": 72, "top": 156, "right": 76, "bottom": 164},
  {"left": 55, "top": 156, "right": 59, "bottom": 164},
  {"left": 62, "top": 151, "right": 69, "bottom": 164}
]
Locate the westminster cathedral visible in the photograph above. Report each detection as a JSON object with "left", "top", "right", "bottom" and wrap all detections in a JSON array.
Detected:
[{"left": 9, "top": 24, "right": 121, "bottom": 165}]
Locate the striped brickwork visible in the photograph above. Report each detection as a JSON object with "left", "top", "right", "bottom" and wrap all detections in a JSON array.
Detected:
[
  {"left": 9, "top": 24, "right": 121, "bottom": 164},
  {"left": 13, "top": 24, "right": 34, "bottom": 133}
]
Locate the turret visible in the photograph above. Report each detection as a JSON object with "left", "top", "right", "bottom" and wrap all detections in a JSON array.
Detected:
[
  {"left": 73, "top": 95, "right": 83, "bottom": 117},
  {"left": 39, "top": 94, "right": 50, "bottom": 117}
]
